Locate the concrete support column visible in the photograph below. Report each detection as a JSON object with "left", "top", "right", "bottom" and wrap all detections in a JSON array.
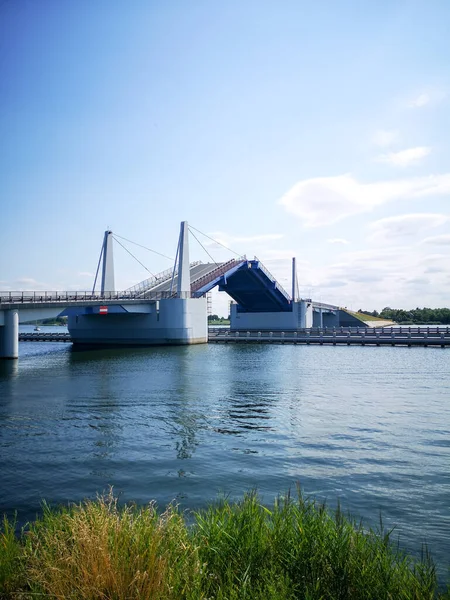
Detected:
[
  {"left": 319, "top": 308, "right": 323, "bottom": 328},
  {"left": 291, "top": 257, "right": 297, "bottom": 302},
  {"left": 0, "top": 310, "right": 19, "bottom": 359}
]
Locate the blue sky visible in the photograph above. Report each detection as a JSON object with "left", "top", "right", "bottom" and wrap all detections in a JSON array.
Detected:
[{"left": 1, "top": 0, "right": 449, "bottom": 315}]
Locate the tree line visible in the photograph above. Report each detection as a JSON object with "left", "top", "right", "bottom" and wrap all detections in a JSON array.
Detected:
[
  {"left": 358, "top": 307, "right": 450, "bottom": 324},
  {"left": 207, "top": 314, "right": 230, "bottom": 323}
]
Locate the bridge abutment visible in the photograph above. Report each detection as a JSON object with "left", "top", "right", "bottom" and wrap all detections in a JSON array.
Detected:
[{"left": 0, "top": 310, "right": 19, "bottom": 359}]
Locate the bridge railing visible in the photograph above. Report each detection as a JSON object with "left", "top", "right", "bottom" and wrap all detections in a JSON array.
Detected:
[
  {"left": 252, "top": 257, "right": 292, "bottom": 302},
  {"left": 125, "top": 261, "right": 203, "bottom": 296},
  {"left": 191, "top": 257, "right": 246, "bottom": 295},
  {"left": 0, "top": 290, "right": 196, "bottom": 304},
  {"left": 208, "top": 325, "right": 450, "bottom": 335},
  {"left": 125, "top": 266, "right": 175, "bottom": 294}
]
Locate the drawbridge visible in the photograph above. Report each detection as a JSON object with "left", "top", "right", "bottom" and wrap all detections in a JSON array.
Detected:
[
  {"left": 128, "top": 257, "right": 293, "bottom": 312},
  {"left": 1, "top": 221, "right": 340, "bottom": 359}
]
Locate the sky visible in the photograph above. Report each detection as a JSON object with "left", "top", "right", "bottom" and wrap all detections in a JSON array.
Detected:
[{"left": 1, "top": 0, "right": 449, "bottom": 316}]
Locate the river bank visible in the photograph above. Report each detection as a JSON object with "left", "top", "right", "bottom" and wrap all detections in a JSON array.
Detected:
[{"left": 1, "top": 490, "right": 448, "bottom": 599}]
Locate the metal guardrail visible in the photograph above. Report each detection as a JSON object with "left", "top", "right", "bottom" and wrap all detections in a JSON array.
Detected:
[
  {"left": 191, "top": 257, "right": 246, "bottom": 294},
  {"left": 125, "top": 261, "right": 203, "bottom": 296},
  {"left": 17, "top": 326, "right": 450, "bottom": 347},
  {"left": 125, "top": 266, "right": 175, "bottom": 295},
  {"left": 312, "top": 301, "right": 340, "bottom": 311},
  {"left": 208, "top": 326, "right": 450, "bottom": 334},
  {"left": 0, "top": 291, "right": 194, "bottom": 304},
  {"left": 208, "top": 331, "right": 450, "bottom": 348},
  {"left": 252, "top": 257, "right": 292, "bottom": 302},
  {"left": 208, "top": 327, "right": 450, "bottom": 346}
]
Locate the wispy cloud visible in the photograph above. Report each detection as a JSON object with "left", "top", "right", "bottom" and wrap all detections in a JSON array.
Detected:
[
  {"left": 12, "top": 278, "right": 51, "bottom": 291},
  {"left": 278, "top": 173, "right": 450, "bottom": 227},
  {"left": 327, "top": 238, "right": 350, "bottom": 245},
  {"left": 375, "top": 146, "right": 431, "bottom": 167},
  {"left": 233, "top": 234, "right": 284, "bottom": 243},
  {"left": 371, "top": 129, "right": 400, "bottom": 148},
  {"left": 406, "top": 89, "right": 447, "bottom": 108},
  {"left": 259, "top": 249, "right": 299, "bottom": 260},
  {"left": 310, "top": 244, "right": 450, "bottom": 310},
  {"left": 408, "top": 93, "right": 431, "bottom": 108},
  {"left": 421, "top": 234, "right": 450, "bottom": 246},
  {"left": 368, "top": 213, "right": 448, "bottom": 243},
  {"left": 204, "top": 231, "right": 283, "bottom": 252}
]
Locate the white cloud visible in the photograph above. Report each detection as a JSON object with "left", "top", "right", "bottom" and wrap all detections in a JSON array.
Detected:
[
  {"left": 375, "top": 146, "right": 431, "bottom": 167},
  {"left": 12, "top": 278, "right": 52, "bottom": 291},
  {"left": 406, "top": 89, "right": 447, "bottom": 109},
  {"left": 408, "top": 93, "right": 430, "bottom": 108},
  {"left": 205, "top": 231, "right": 282, "bottom": 245},
  {"left": 202, "top": 231, "right": 284, "bottom": 259},
  {"left": 307, "top": 244, "right": 450, "bottom": 311},
  {"left": 233, "top": 234, "right": 284, "bottom": 243},
  {"left": 421, "top": 234, "right": 450, "bottom": 246},
  {"left": 77, "top": 271, "right": 94, "bottom": 277},
  {"left": 278, "top": 172, "right": 450, "bottom": 227},
  {"left": 327, "top": 238, "right": 350, "bottom": 245},
  {"left": 372, "top": 129, "right": 400, "bottom": 148},
  {"left": 368, "top": 213, "right": 449, "bottom": 243}
]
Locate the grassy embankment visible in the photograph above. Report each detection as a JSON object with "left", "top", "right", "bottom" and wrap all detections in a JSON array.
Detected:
[
  {"left": 1, "top": 490, "right": 448, "bottom": 599},
  {"left": 343, "top": 310, "right": 395, "bottom": 326}
]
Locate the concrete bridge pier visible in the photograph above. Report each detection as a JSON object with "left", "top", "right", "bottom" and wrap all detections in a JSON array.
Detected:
[
  {"left": 312, "top": 308, "right": 324, "bottom": 328},
  {"left": 0, "top": 310, "right": 19, "bottom": 359}
]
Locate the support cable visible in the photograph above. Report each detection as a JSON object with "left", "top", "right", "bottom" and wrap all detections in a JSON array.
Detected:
[
  {"left": 113, "top": 233, "right": 174, "bottom": 261},
  {"left": 187, "top": 225, "right": 242, "bottom": 257},
  {"left": 92, "top": 243, "right": 104, "bottom": 294},
  {"left": 188, "top": 227, "right": 219, "bottom": 266},
  {"left": 169, "top": 239, "right": 180, "bottom": 295},
  {"left": 113, "top": 236, "right": 156, "bottom": 278}
]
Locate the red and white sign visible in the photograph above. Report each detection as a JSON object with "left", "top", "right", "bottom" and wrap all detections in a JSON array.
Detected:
[{"left": 99, "top": 306, "right": 108, "bottom": 315}]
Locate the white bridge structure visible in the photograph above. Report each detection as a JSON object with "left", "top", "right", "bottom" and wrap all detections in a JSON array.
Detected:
[
  {"left": 0, "top": 221, "right": 340, "bottom": 359},
  {"left": 0, "top": 222, "right": 212, "bottom": 358}
]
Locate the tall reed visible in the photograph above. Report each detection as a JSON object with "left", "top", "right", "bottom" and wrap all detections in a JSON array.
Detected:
[{"left": 0, "top": 489, "right": 448, "bottom": 599}]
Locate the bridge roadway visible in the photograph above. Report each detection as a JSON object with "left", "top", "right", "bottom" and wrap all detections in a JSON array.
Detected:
[{"left": 19, "top": 326, "right": 450, "bottom": 347}]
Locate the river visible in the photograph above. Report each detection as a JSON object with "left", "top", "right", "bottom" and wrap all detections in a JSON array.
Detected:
[{"left": 1, "top": 326, "right": 449, "bottom": 577}]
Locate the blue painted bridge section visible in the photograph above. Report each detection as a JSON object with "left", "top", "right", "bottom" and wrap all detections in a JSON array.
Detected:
[{"left": 193, "top": 258, "right": 292, "bottom": 312}]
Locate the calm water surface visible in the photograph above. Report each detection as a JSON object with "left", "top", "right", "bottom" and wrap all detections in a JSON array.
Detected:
[{"left": 1, "top": 327, "right": 449, "bottom": 575}]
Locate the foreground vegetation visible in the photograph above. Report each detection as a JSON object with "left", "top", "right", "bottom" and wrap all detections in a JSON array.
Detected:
[{"left": 1, "top": 491, "right": 448, "bottom": 599}]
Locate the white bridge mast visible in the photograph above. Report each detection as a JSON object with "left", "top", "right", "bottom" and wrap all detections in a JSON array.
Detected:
[{"left": 101, "top": 230, "right": 115, "bottom": 294}]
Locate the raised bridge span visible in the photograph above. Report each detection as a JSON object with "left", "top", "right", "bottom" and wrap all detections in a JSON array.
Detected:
[{"left": 0, "top": 222, "right": 339, "bottom": 359}]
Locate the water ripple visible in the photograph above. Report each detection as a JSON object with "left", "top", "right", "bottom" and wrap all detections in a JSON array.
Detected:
[{"left": 0, "top": 342, "right": 449, "bottom": 579}]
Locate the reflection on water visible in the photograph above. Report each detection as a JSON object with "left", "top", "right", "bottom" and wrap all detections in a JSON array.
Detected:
[
  {"left": 0, "top": 360, "right": 19, "bottom": 378},
  {"left": 0, "top": 341, "right": 449, "bottom": 579}
]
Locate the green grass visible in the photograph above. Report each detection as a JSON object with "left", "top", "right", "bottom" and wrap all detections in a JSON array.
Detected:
[
  {"left": 0, "top": 490, "right": 448, "bottom": 599},
  {"left": 343, "top": 309, "right": 396, "bottom": 324}
]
